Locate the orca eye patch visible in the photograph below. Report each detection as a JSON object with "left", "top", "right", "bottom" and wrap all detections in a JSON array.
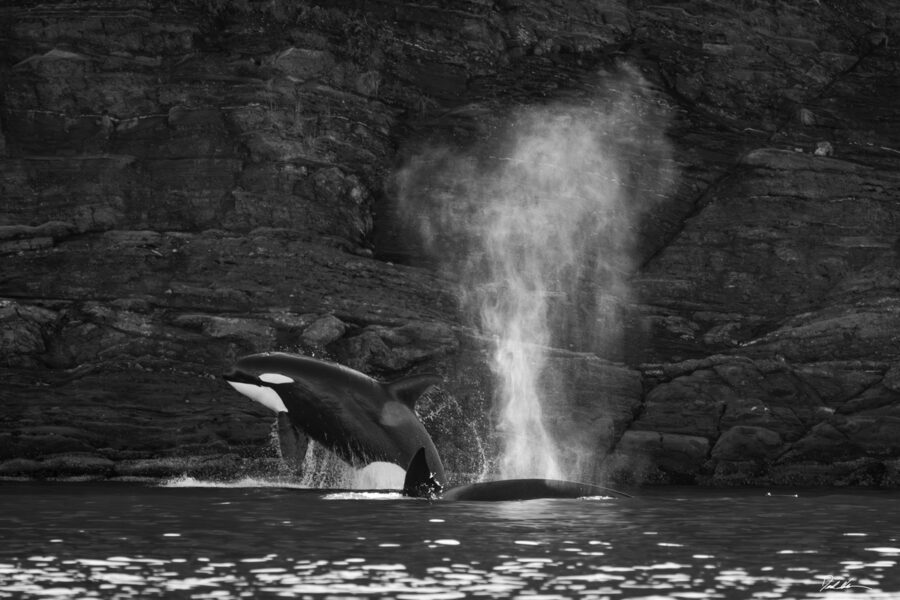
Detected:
[{"left": 259, "top": 373, "right": 294, "bottom": 385}]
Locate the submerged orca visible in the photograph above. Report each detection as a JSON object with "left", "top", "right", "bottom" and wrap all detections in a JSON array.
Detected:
[
  {"left": 223, "top": 352, "right": 445, "bottom": 482},
  {"left": 402, "top": 447, "right": 630, "bottom": 501}
]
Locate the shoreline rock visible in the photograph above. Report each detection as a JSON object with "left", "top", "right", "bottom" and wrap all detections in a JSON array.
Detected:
[{"left": 2, "top": 0, "right": 899, "bottom": 487}]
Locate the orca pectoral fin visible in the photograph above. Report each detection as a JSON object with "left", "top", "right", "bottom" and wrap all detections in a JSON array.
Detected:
[
  {"left": 402, "top": 447, "right": 443, "bottom": 499},
  {"left": 385, "top": 374, "right": 442, "bottom": 410},
  {"left": 276, "top": 412, "right": 308, "bottom": 474}
]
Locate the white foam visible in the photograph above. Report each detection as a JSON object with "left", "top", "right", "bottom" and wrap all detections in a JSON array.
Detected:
[
  {"left": 323, "top": 492, "right": 404, "bottom": 500},
  {"left": 161, "top": 476, "right": 308, "bottom": 489},
  {"left": 161, "top": 445, "right": 403, "bottom": 492}
]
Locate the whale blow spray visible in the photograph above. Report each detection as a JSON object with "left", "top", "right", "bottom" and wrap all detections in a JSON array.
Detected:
[{"left": 398, "top": 69, "right": 674, "bottom": 480}]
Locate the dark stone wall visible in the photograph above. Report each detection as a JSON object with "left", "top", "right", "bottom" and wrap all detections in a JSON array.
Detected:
[{"left": 2, "top": 0, "right": 899, "bottom": 486}]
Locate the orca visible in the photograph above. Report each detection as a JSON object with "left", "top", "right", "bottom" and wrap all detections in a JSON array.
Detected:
[
  {"left": 223, "top": 352, "right": 445, "bottom": 482},
  {"left": 225, "top": 352, "right": 629, "bottom": 501},
  {"left": 403, "top": 447, "right": 630, "bottom": 501}
]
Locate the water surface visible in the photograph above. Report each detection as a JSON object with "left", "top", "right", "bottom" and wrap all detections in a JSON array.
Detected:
[{"left": 1, "top": 481, "right": 898, "bottom": 599}]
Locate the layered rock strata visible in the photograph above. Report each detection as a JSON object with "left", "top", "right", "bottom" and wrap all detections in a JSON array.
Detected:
[{"left": 1, "top": 0, "right": 899, "bottom": 486}]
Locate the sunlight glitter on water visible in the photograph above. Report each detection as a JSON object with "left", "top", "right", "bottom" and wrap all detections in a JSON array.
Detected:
[
  {"left": 3, "top": 552, "right": 900, "bottom": 600},
  {"left": 3, "top": 484, "right": 900, "bottom": 599}
]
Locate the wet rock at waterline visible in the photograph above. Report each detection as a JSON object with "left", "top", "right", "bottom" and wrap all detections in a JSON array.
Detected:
[{"left": 2, "top": 1, "right": 900, "bottom": 487}]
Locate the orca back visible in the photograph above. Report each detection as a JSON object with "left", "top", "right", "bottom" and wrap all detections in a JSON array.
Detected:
[{"left": 442, "top": 479, "right": 631, "bottom": 501}]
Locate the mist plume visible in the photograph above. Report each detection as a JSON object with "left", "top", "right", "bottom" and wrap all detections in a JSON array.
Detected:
[{"left": 397, "top": 68, "right": 675, "bottom": 480}]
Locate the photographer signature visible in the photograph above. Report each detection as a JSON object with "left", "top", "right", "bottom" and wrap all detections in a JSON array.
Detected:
[{"left": 820, "top": 575, "right": 873, "bottom": 592}]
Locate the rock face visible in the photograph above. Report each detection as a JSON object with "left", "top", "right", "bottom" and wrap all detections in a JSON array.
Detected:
[{"left": 1, "top": 0, "right": 899, "bottom": 486}]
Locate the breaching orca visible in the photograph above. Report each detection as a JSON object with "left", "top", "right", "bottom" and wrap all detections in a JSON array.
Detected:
[
  {"left": 402, "top": 447, "right": 630, "bottom": 501},
  {"left": 223, "top": 352, "right": 445, "bottom": 482},
  {"left": 224, "top": 352, "right": 630, "bottom": 501}
]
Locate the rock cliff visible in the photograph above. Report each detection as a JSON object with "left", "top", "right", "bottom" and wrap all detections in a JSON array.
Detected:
[{"left": 2, "top": 0, "right": 899, "bottom": 486}]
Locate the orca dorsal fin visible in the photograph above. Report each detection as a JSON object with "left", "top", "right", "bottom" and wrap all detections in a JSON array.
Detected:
[
  {"left": 402, "top": 447, "right": 443, "bottom": 499},
  {"left": 385, "top": 373, "right": 442, "bottom": 409}
]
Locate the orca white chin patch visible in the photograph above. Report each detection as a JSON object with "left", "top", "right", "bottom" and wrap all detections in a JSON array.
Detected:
[
  {"left": 226, "top": 381, "right": 287, "bottom": 413},
  {"left": 259, "top": 372, "right": 295, "bottom": 385}
]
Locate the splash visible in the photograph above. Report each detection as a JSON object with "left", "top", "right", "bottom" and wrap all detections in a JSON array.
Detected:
[
  {"left": 297, "top": 440, "right": 358, "bottom": 488},
  {"left": 270, "top": 417, "right": 404, "bottom": 489},
  {"left": 299, "top": 442, "right": 405, "bottom": 489},
  {"left": 161, "top": 449, "right": 404, "bottom": 489},
  {"left": 161, "top": 475, "right": 307, "bottom": 488},
  {"left": 322, "top": 491, "right": 405, "bottom": 500},
  {"left": 397, "top": 68, "right": 674, "bottom": 480}
]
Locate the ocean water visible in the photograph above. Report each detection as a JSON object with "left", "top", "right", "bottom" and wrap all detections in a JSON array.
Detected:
[{"left": 1, "top": 480, "right": 898, "bottom": 599}]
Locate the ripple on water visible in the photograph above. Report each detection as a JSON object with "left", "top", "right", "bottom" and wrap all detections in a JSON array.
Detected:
[
  {"left": 3, "top": 484, "right": 900, "bottom": 599},
  {"left": 0, "top": 552, "right": 896, "bottom": 600}
]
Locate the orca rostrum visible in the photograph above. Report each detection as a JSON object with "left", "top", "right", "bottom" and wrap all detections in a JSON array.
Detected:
[{"left": 223, "top": 352, "right": 445, "bottom": 483}]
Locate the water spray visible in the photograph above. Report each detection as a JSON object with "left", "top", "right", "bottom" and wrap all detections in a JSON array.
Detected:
[{"left": 398, "top": 67, "right": 674, "bottom": 481}]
